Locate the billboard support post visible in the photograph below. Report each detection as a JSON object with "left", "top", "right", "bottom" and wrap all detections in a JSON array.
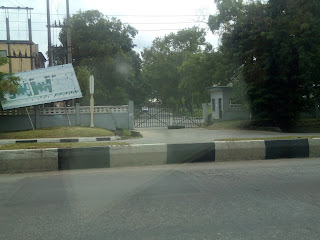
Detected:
[
  {"left": 64, "top": 101, "right": 71, "bottom": 126},
  {"left": 89, "top": 75, "right": 94, "bottom": 128},
  {"left": 25, "top": 107, "right": 35, "bottom": 130},
  {"left": 90, "top": 94, "right": 94, "bottom": 128}
]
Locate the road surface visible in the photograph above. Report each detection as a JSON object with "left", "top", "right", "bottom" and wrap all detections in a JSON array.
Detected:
[{"left": 1, "top": 159, "right": 320, "bottom": 239}]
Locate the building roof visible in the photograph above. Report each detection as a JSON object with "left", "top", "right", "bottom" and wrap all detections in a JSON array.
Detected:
[{"left": 0, "top": 40, "right": 35, "bottom": 45}]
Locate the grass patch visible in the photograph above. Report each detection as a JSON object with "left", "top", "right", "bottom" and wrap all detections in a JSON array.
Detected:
[
  {"left": 216, "top": 136, "right": 320, "bottom": 141},
  {"left": 294, "top": 118, "right": 320, "bottom": 132},
  {"left": 0, "top": 142, "right": 128, "bottom": 150},
  {"left": 205, "top": 118, "right": 320, "bottom": 133},
  {"left": 120, "top": 129, "right": 132, "bottom": 137},
  {"left": 297, "top": 118, "right": 320, "bottom": 126},
  {"left": 114, "top": 129, "right": 143, "bottom": 139},
  {"left": 0, "top": 127, "right": 114, "bottom": 139}
]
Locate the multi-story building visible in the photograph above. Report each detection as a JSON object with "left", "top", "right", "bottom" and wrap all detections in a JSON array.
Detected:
[{"left": 0, "top": 40, "right": 46, "bottom": 73}]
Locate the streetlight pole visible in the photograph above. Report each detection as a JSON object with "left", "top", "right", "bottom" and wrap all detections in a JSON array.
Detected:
[{"left": 89, "top": 75, "right": 95, "bottom": 127}]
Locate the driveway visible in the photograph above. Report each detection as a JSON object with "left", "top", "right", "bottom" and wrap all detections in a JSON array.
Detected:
[{"left": 125, "top": 127, "right": 320, "bottom": 144}]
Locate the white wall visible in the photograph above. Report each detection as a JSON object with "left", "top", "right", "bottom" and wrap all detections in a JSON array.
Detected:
[{"left": 209, "top": 88, "right": 249, "bottom": 121}]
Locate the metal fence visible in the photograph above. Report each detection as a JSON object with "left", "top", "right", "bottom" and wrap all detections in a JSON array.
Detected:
[{"left": 134, "top": 105, "right": 202, "bottom": 128}]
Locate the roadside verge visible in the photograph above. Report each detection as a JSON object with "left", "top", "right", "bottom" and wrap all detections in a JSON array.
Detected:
[
  {"left": 0, "top": 136, "right": 121, "bottom": 145},
  {"left": 1, "top": 138, "right": 319, "bottom": 173}
]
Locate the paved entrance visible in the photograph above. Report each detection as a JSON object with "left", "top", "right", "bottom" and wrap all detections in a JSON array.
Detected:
[
  {"left": 123, "top": 128, "right": 320, "bottom": 144},
  {"left": 134, "top": 105, "right": 202, "bottom": 128}
]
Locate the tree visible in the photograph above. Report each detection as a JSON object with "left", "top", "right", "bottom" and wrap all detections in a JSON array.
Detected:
[
  {"left": 209, "top": 0, "right": 320, "bottom": 131},
  {"left": 0, "top": 57, "right": 20, "bottom": 108},
  {"left": 74, "top": 66, "right": 90, "bottom": 105},
  {"left": 178, "top": 48, "right": 234, "bottom": 104},
  {"left": 58, "top": 10, "right": 145, "bottom": 105},
  {"left": 141, "top": 26, "right": 216, "bottom": 106}
]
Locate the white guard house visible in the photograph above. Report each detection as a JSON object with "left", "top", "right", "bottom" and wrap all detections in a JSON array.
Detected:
[{"left": 207, "top": 86, "right": 250, "bottom": 121}]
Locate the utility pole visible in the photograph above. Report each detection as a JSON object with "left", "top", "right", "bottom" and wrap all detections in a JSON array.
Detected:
[
  {"left": 1, "top": 6, "right": 34, "bottom": 73},
  {"left": 46, "top": 0, "right": 53, "bottom": 66},
  {"left": 66, "top": 0, "right": 72, "bottom": 64},
  {"left": 5, "top": 10, "right": 12, "bottom": 73},
  {"left": 27, "top": 9, "right": 33, "bottom": 70}
]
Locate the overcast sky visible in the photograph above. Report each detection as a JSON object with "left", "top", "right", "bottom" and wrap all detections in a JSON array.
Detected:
[{"left": 1, "top": 0, "right": 219, "bottom": 56}]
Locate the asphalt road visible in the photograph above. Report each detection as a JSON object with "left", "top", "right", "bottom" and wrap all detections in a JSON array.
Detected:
[{"left": 1, "top": 159, "right": 320, "bottom": 240}]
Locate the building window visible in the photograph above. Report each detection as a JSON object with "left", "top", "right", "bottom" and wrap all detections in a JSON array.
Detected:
[
  {"left": 212, "top": 99, "right": 215, "bottom": 112},
  {"left": 0, "top": 50, "right": 7, "bottom": 58}
]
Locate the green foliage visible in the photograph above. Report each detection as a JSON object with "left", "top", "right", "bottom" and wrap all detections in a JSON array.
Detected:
[
  {"left": 141, "top": 26, "right": 224, "bottom": 106},
  {"left": 231, "top": 75, "right": 249, "bottom": 106},
  {"left": 120, "top": 129, "right": 132, "bottom": 137},
  {"left": 209, "top": 0, "right": 320, "bottom": 131},
  {"left": 59, "top": 10, "right": 146, "bottom": 105},
  {"left": 0, "top": 126, "right": 114, "bottom": 139},
  {"left": 74, "top": 66, "right": 90, "bottom": 105},
  {"left": 0, "top": 57, "right": 20, "bottom": 106}
]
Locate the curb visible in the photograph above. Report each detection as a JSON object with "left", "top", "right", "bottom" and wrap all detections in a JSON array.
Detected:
[
  {"left": 0, "top": 138, "right": 319, "bottom": 173},
  {"left": 0, "top": 136, "right": 121, "bottom": 145}
]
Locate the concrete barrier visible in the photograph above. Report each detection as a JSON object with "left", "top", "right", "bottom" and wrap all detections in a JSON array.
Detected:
[
  {"left": 308, "top": 138, "right": 320, "bottom": 158},
  {"left": 0, "top": 149, "right": 58, "bottom": 173},
  {"left": 110, "top": 144, "right": 167, "bottom": 167},
  {"left": 167, "top": 143, "right": 215, "bottom": 164},
  {"left": 215, "top": 140, "right": 265, "bottom": 162},
  {"left": 265, "top": 139, "right": 309, "bottom": 159},
  {"left": 1, "top": 138, "right": 319, "bottom": 173},
  {"left": 58, "top": 147, "right": 110, "bottom": 170}
]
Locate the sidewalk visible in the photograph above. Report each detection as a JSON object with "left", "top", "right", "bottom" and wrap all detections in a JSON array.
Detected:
[
  {"left": 0, "top": 136, "right": 121, "bottom": 145},
  {"left": 120, "top": 127, "right": 320, "bottom": 144}
]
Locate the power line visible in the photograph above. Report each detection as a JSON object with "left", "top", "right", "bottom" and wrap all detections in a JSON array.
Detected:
[
  {"left": 0, "top": 29, "right": 47, "bottom": 31},
  {"left": 13, "top": 0, "right": 25, "bottom": 7},
  {"left": 138, "top": 29, "right": 189, "bottom": 32},
  {"left": 5, "top": 0, "right": 18, "bottom": 7},
  {"left": 4, "top": 12, "right": 210, "bottom": 17},
  {"left": 0, "top": 20, "right": 204, "bottom": 25},
  {"left": 134, "top": 21, "right": 202, "bottom": 25},
  {"left": 108, "top": 14, "right": 209, "bottom": 17},
  {"left": 0, "top": 28, "right": 206, "bottom": 32},
  {"left": 0, "top": 20, "right": 50, "bottom": 23}
]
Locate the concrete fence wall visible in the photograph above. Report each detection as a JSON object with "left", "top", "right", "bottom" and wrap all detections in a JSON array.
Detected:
[
  {"left": 0, "top": 101, "right": 134, "bottom": 132},
  {"left": 204, "top": 103, "right": 250, "bottom": 122},
  {"left": 223, "top": 109, "right": 251, "bottom": 121}
]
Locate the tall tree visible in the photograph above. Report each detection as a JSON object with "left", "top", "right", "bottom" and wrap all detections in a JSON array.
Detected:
[
  {"left": 59, "top": 10, "right": 145, "bottom": 105},
  {"left": 178, "top": 47, "right": 234, "bottom": 104},
  {"left": 141, "top": 26, "right": 216, "bottom": 105},
  {"left": 209, "top": 0, "right": 320, "bottom": 130},
  {"left": 74, "top": 66, "right": 90, "bottom": 105}
]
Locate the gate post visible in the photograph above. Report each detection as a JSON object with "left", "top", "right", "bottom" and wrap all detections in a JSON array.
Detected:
[
  {"left": 169, "top": 114, "right": 173, "bottom": 126},
  {"left": 128, "top": 100, "right": 134, "bottom": 130},
  {"left": 202, "top": 103, "right": 208, "bottom": 125}
]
